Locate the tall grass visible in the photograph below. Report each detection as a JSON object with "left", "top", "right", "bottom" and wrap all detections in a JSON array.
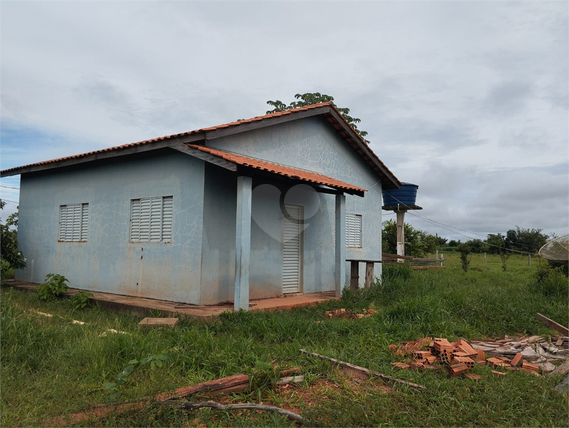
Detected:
[{"left": 1, "top": 253, "right": 567, "bottom": 427}]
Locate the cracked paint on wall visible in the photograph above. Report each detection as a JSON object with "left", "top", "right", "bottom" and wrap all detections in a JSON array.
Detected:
[
  {"left": 17, "top": 150, "right": 205, "bottom": 304},
  {"left": 16, "top": 116, "right": 385, "bottom": 305}
]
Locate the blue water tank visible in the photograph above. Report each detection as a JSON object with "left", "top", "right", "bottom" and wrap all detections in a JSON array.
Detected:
[{"left": 382, "top": 183, "right": 419, "bottom": 207}]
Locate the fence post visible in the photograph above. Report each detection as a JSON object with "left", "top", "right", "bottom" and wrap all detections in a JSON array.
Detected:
[
  {"left": 484, "top": 253, "right": 487, "bottom": 269},
  {"left": 528, "top": 254, "right": 531, "bottom": 267}
]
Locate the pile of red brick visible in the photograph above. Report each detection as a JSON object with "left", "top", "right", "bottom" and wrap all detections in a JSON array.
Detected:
[{"left": 389, "top": 337, "right": 541, "bottom": 379}]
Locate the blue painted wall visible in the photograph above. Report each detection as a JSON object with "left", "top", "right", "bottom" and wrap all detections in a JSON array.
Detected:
[
  {"left": 17, "top": 150, "right": 205, "bottom": 304},
  {"left": 200, "top": 163, "right": 236, "bottom": 303},
  {"left": 207, "top": 115, "right": 383, "bottom": 295},
  {"left": 16, "top": 115, "right": 385, "bottom": 305}
]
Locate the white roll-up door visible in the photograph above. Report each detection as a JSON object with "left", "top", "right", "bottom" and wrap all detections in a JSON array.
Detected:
[{"left": 282, "top": 204, "right": 303, "bottom": 294}]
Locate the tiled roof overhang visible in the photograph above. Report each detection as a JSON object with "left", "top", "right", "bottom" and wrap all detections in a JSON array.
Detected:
[
  {"left": 1, "top": 102, "right": 401, "bottom": 189},
  {"left": 185, "top": 144, "right": 366, "bottom": 197}
]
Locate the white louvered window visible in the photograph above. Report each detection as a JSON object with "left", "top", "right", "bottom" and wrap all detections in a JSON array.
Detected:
[
  {"left": 130, "top": 196, "right": 173, "bottom": 243},
  {"left": 59, "top": 203, "right": 89, "bottom": 242},
  {"left": 346, "top": 213, "right": 362, "bottom": 248}
]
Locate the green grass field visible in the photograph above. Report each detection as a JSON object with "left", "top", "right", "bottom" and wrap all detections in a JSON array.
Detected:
[{"left": 1, "top": 253, "right": 568, "bottom": 427}]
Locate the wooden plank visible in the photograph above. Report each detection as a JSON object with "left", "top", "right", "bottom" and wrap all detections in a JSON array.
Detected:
[
  {"left": 535, "top": 313, "right": 569, "bottom": 336},
  {"left": 139, "top": 317, "right": 178, "bottom": 329},
  {"left": 382, "top": 253, "right": 413, "bottom": 260},
  {"left": 299, "top": 349, "right": 426, "bottom": 390},
  {"left": 365, "top": 262, "right": 374, "bottom": 289},
  {"left": 548, "top": 360, "right": 569, "bottom": 377},
  {"left": 350, "top": 261, "right": 359, "bottom": 291},
  {"left": 412, "top": 266, "right": 446, "bottom": 270},
  {"left": 155, "top": 374, "right": 251, "bottom": 400},
  {"left": 411, "top": 258, "right": 446, "bottom": 263}
]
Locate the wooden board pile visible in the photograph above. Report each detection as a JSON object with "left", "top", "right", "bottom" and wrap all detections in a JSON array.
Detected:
[
  {"left": 389, "top": 335, "right": 569, "bottom": 378},
  {"left": 470, "top": 335, "right": 569, "bottom": 374},
  {"left": 324, "top": 307, "right": 378, "bottom": 319}
]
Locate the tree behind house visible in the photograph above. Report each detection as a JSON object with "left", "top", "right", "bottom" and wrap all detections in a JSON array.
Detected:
[{"left": 266, "top": 92, "right": 370, "bottom": 143}]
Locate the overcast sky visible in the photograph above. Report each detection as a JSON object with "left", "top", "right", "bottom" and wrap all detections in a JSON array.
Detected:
[{"left": 1, "top": 0, "right": 567, "bottom": 243}]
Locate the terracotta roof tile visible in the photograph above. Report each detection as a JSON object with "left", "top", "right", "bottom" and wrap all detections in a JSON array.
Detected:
[
  {"left": 187, "top": 144, "right": 366, "bottom": 195},
  {"left": 1, "top": 103, "right": 334, "bottom": 175},
  {"left": 1, "top": 102, "right": 400, "bottom": 189}
]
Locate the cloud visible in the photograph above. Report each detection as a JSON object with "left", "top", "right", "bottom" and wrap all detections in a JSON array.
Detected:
[
  {"left": 1, "top": 0, "right": 567, "bottom": 242},
  {"left": 482, "top": 81, "right": 534, "bottom": 117}
]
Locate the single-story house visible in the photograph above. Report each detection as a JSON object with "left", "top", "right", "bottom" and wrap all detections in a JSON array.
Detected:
[{"left": 1, "top": 102, "right": 401, "bottom": 310}]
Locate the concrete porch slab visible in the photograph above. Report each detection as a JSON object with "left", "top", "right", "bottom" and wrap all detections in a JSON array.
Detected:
[{"left": 4, "top": 279, "right": 338, "bottom": 321}]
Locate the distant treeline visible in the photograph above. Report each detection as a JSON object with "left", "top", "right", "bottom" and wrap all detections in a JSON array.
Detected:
[{"left": 382, "top": 220, "right": 549, "bottom": 258}]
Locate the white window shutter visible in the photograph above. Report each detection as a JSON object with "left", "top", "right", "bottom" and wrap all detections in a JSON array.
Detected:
[
  {"left": 80, "top": 203, "right": 89, "bottom": 241},
  {"left": 162, "top": 196, "right": 173, "bottom": 241},
  {"left": 129, "top": 196, "right": 173, "bottom": 243},
  {"left": 59, "top": 203, "right": 89, "bottom": 242},
  {"left": 346, "top": 213, "right": 362, "bottom": 248}
]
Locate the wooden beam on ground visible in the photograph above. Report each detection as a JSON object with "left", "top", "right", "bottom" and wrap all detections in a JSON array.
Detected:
[
  {"left": 159, "top": 400, "right": 307, "bottom": 424},
  {"left": 412, "top": 265, "right": 446, "bottom": 270},
  {"left": 45, "top": 374, "right": 251, "bottom": 426},
  {"left": 299, "top": 349, "right": 426, "bottom": 391},
  {"left": 155, "top": 374, "right": 251, "bottom": 400},
  {"left": 536, "top": 313, "right": 569, "bottom": 336},
  {"left": 139, "top": 317, "right": 179, "bottom": 329}
]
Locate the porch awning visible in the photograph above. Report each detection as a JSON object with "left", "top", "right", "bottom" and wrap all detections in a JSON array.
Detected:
[{"left": 185, "top": 144, "right": 366, "bottom": 197}]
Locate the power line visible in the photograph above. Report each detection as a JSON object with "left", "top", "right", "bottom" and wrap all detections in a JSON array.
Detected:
[{"left": 382, "top": 194, "right": 534, "bottom": 255}]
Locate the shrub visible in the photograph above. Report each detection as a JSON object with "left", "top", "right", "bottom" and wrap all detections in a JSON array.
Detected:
[
  {"left": 71, "top": 290, "right": 93, "bottom": 309},
  {"left": 381, "top": 264, "right": 412, "bottom": 283},
  {"left": 1, "top": 259, "right": 15, "bottom": 286},
  {"left": 1, "top": 202, "right": 26, "bottom": 283},
  {"left": 37, "top": 274, "right": 69, "bottom": 301},
  {"left": 457, "top": 243, "right": 471, "bottom": 272},
  {"left": 548, "top": 259, "right": 568, "bottom": 276},
  {"left": 531, "top": 263, "right": 568, "bottom": 299}
]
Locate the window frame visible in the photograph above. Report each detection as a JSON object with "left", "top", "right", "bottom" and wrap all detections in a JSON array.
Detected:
[
  {"left": 346, "top": 213, "right": 363, "bottom": 248},
  {"left": 58, "top": 203, "right": 89, "bottom": 242},
  {"left": 129, "top": 195, "right": 173, "bottom": 243}
]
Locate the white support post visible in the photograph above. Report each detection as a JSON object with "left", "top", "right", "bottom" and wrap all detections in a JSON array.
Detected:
[
  {"left": 234, "top": 176, "right": 252, "bottom": 311},
  {"left": 396, "top": 210, "right": 406, "bottom": 263},
  {"left": 335, "top": 193, "right": 346, "bottom": 298}
]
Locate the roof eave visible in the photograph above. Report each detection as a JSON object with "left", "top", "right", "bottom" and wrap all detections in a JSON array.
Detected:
[
  {"left": 324, "top": 106, "right": 401, "bottom": 190},
  {"left": 202, "top": 104, "right": 335, "bottom": 141},
  {"left": 0, "top": 133, "right": 205, "bottom": 177}
]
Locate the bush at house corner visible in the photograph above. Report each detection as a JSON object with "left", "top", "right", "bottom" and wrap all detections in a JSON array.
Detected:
[{"left": 0, "top": 200, "right": 26, "bottom": 285}]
